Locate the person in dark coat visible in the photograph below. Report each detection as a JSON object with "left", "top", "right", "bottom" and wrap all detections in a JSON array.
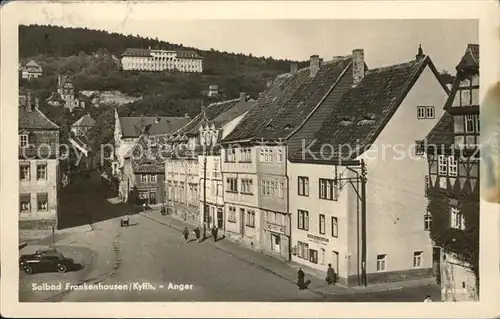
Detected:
[
  {"left": 297, "top": 268, "right": 305, "bottom": 290},
  {"left": 326, "top": 263, "right": 336, "bottom": 285},
  {"left": 193, "top": 227, "right": 201, "bottom": 242},
  {"left": 182, "top": 227, "right": 189, "bottom": 243},
  {"left": 211, "top": 226, "right": 218, "bottom": 242}
]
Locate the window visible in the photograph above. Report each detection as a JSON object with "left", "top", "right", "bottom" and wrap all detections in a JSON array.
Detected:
[
  {"left": 376, "top": 254, "right": 387, "bottom": 271},
  {"left": 297, "top": 241, "right": 309, "bottom": 260},
  {"left": 278, "top": 181, "right": 284, "bottom": 198},
  {"left": 320, "top": 248, "right": 325, "bottom": 265},
  {"left": 141, "top": 174, "right": 148, "bottom": 183},
  {"left": 465, "top": 114, "right": 475, "bottom": 133},
  {"left": 438, "top": 155, "right": 447, "bottom": 175},
  {"left": 37, "top": 193, "right": 48, "bottom": 211},
  {"left": 226, "top": 148, "right": 236, "bottom": 162},
  {"left": 239, "top": 148, "right": 252, "bottom": 162},
  {"left": 331, "top": 216, "right": 338, "bottom": 237},
  {"left": 20, "top": 194, "right": 31, "bottom": 212},
  {"left": 150, "top": 174, "right": 157, "bottom": 183},
  {"left": 228, "top": 206, "right": 236, "bottom": 223},
  {"left": 319, "top": 214, "right": 326, "bottom": 234},
  {"left": 426, "top": 106, "right": 435, "bottom": 119},
  {"left": 413, "top": 251, "right": 423, "bottom": 268},
  {"left": 277, "top": 148, "right": 283, "bottom": 163},
  {"left": 424, "top": 212, "right": 432, "bottom": 231},
  {"left": 260, "top": 147, "right": 273, "bottom": 163},
  {"left": 20, "top": 163, "right": 30, "bottom": 181},
  {"left": 417, "top": 106, "right": 434, "bottom": 119},
  {"left": 226, "top": 177, "right": 238, "bottom": 192},
  {"left": 241, "top": 179, "right": 253, "bottom": 194},
  {"left": 36, "top": 164, "right": 47, "bottom": 180},
  {"left": 309, "top": 249, "right": 318, "bottom": 264},
  {"left": 319, "top": 178, "right": 337, "bottom": 200},
  {"left": 455, "top": 75, "right": 479, "bottom": 107},
  {"left": 417, "top": 106, "right": 426, "bottom": 119},
  {"left": 448, "top": 156, "right": 457, "bottom": 177},
  {"left": 298, "top": 176, "right": 309, "bottom": 196},
  {"left": 450, "top": 206, "right": 465, "bottom": 230},
  {"left": 246, "top": 210, "right": 255, "bottom": 227},
  {"left": 298, "top": 210, "right": 309, "bottom": 230},
  {"left": 20, "top": 134, "right": 28, "bottom": 148}
]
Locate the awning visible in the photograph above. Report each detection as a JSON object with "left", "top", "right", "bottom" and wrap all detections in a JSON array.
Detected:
[
  {"left": 37, "top": 193, "right": 48, "bottom": 201},
  {"left": 20, "top": 193, "right": 30, "bottom": 201}
]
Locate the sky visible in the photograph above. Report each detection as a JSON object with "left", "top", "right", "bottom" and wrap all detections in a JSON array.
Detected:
[{"left": 15, "top": 4, "right": 478, "bottom": 73}]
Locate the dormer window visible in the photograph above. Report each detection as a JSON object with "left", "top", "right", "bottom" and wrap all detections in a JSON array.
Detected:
[{"left": 19, "top": 134, "right": 29, "bottom": 148}]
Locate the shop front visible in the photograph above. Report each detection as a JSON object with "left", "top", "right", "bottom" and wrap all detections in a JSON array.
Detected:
[{"left": 262, "top": 216, "right": 290, "bottom": 260}]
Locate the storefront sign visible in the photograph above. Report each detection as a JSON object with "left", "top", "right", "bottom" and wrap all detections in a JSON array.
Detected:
[
  {"left": 267, "top": 223, "right": 285, "bottom": 235},
  {"left": 307, "top": 233, "right": 329, "bottom": 244}
]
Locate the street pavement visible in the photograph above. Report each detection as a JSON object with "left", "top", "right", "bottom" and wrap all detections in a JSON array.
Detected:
[{"left": 19, "top": 170, "right": 441, "bottom": 302}]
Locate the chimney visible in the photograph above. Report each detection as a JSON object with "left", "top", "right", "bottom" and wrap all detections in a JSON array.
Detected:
[
  {"left": 352, "top": 49, "right": 365, "bottom": 87},
  {"left": 309, "top": 55, "right": 320, "bottom": 77},
  {"left": 239, "top": 92, "right": 246, "bottom": 103},
  {"left": 290, "top": 62, "right": 298, "bottom": 73},
  {"left": 35, "top": 97, "right": 39, "bottom": 110},
  {"left": 416, "top": 44, "right": 425, "bottom": 61},
  {"left": 266, "top": 80, "right": 273, "bottom": 89},
  {"left": 26, "top": 92, "right": 32, "bottom": 112}
]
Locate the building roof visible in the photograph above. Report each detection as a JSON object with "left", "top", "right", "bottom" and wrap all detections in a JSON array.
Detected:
[
  {"left": 468, "top": 44, "right": 479, "bottom": 65},
  {"left": 176, "top": 97, "right": 255, "bottom": 136},
  {"left": 222, "top": 56, "right": 354, "bottom": 143},
  {"left": 19, "top": 95, "right": 59, "bottom": 130},
  {"left": 24, "top": 60, "right": 42, "bottom": 71},
  {"left": 126, "top": 135, "right": 167, "bottom": 173},
  {"left": 424, "top": 113, "right": 454, "bottom": 150},
  {"left": 122, "top": 48, "right": 152, "bottom": 57},
  {"left": 176, "top": 50, "right": 203, "bottom": 59},
  {"left": 292, "top": 55, "right": 449, "bottom": 161},
  {"left": 119, "top": 116, "right": 191, "bottom": 138},
  {"left": 72, "top": 113, "right": 96, "bottom": 128}
]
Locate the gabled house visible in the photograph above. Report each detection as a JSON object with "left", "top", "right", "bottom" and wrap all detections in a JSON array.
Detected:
[
  {"left": 68, "top": 114, "right": 98, "bottom": 174},
  {"left": 19, "top": 92, "right": 61, "bottom": 231},
  {"left": 220, "top": 54, "right": 357, "bottom": 260},
  {"left": 21, "top": 60, "right": 43, "bottom": 79},
  {"left": 288, "top": 46, "right": 449, "bottom": 286},
  {"left": 163, "top": 93, "right": 254, "bottom": 224},
  {"left": 46, "top": 75, "right": 85, "bottom": 112},
  {"left": 422, "top": 44, "right": 479, "bottom": 301},
  {"left": 197, "top": 94, "right": 256, "bottom": 230},
  {"left": 112, "top": 110, "right": 191, "bottom": 176},
  {"left": 120, "top": 134, "right": 169, "bottom": 205}
]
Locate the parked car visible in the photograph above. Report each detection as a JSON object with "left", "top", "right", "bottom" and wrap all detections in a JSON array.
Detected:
[{"left": 19, "top": 249, "right": 75, "bottom": 275}]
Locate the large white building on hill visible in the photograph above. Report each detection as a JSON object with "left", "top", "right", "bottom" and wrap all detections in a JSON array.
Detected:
[{"left": 121, "top": 48, "right": 203, "bottom": 73}]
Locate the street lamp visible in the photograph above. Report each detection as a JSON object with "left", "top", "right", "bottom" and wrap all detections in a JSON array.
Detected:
[{"left": 202, "top": 151, "right": 207, "bottom": 240}]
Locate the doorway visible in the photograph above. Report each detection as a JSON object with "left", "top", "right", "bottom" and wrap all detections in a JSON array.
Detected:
[
  {"left": 149, "top": 191, "right": 157, "bottom": 205},
  {"left": 332, "top": 250, "right": 339, "bottom": 274},
  {"left": 271, "top": 233, "right": 281, "bottom": 254},
  {"left": 240, "top": 208, "right": 245, "bottom": 236},
  {"left": 217, "top": 208, "right": 223, "bottom": 228}
]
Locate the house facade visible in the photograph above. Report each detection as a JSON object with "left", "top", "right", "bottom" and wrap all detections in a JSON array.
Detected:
[
  {"left": 423, "top": 44, "right": 480, "bottom": 301},
  {"left": 121, "top": 134, "right": 167, "bottom": 205},
  {"left": 121, "top": 48, "right": 203, "bottom": 73},
  {"left": 112, "top": 110, "right": 190, "bottom": 178},
  {"left": 287, "top": 46, "right": 450, "bottom": 286},
  {"left": 21, "top": 60, "right": 43, "bottom": 79},
  {"left": 19, "top": 93, "right": 61, "bottom": 231},
  {"left": 221, "top": 54, "right": 356, "bottom": 260},
  {"left": 46, "top": 75, "right": 84, "bottom": 112},
  {"left": 197, "top": 94, "right": 255, "bottom": 231}
]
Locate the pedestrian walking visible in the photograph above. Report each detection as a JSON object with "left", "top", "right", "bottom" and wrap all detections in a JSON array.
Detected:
[
  {"left": 194, "top": 227, "right": 201, "bottom": 242},
  {"left": 326, "top": 263, "right": 336, "bottom": 285},
  {"left": 424, "top": 295, "right": 432, "bottom": 302},
  {"left": 297, "top": 268, "right": 305, "bottom": 290},
  {"left": 182, "top": 227, "right": 189, "bottom": 243},
  {"left": 211, "top": 226, "right": 218, "bottom": 242},
  {"left": 160, "top": 203, "right": 166, "bottom": 215},
  {"left": 142, "top": 202, "right": 147, "bottom": 212}
]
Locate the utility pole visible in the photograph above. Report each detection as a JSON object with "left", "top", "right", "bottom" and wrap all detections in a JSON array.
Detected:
[
  {"left": 360, "top": 159, "right": 367, "bottom": 287},
  {"left": 334, "top": 159, "right": 368, "bottom": 287}
]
